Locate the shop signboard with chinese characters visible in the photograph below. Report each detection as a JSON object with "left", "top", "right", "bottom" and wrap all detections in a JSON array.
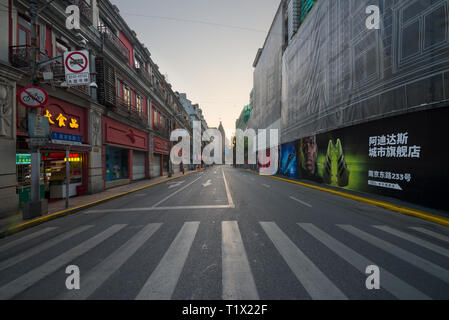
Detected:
[
  {"left": 282, "top": 107, "right": 449, "bottom": 211},
  {"left": 42, "top": 99, "right": 88, "bottom": 144},
  {"left": 64, "top": 50, "right": 90, "bottom": 86}
]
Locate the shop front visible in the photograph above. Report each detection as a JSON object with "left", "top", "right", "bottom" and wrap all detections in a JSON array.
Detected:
[
  {"left": 152, "top": 136, "right": 169, "bottom": 177},
  {"left": 103, "top": 117, "right": 149, "bottom": 188},
  {"left": 16, "top": 95, "right": 90, "bottom": 205}
]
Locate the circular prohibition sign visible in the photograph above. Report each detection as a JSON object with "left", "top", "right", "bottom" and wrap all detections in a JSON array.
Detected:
[
  {"left": 18, "top": 86, "right": 49, "bottom": 108},
  {"left": 65, "top": 51, "right": 88, "bottom": 73}
]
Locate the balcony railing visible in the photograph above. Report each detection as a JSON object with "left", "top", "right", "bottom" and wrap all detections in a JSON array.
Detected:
[
  {"left": 112, "top": 95, "right": 148, "bottom": 126},
  {"left": 135, "top": 67, "right": 152, "bottom": 87},
  {"left": 98, "top": 26, "right": 129, "bottom": 61},
  {"left": 9, "top": 45, "right": 48, "bottom": 68}
]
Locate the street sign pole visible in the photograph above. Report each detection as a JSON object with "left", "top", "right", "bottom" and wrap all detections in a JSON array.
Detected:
[
  {"left": 66, "top": 146, "right": 70, "bottom": 209},
  {"left": 30, "top": 148, "right": 40, "bottom": 204},
  {"left": 23, "top": 0, "right": 42, "bottom": 220}
]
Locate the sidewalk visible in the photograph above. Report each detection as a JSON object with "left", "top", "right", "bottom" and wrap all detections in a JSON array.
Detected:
[{"left": 0, "top": 169, "right": 201, "bottom": 237}]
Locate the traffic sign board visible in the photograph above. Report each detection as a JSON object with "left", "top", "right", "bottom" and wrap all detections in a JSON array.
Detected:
[
  {"left": 64, "top": 51, "right": 88, "bottom": 73},
  {"left": 18, "top": 86, "right": 48, "bottom": 108},
  {"left": 51, "top": 132, "right": 83, "bottom": 145},
  {"left": 64, "top": 50, "right": 90, "bottom": 86}
]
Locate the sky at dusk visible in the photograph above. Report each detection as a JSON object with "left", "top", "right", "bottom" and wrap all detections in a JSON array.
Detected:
[{"left": 109, "top": 0, "right": 281, "bottom": 138}]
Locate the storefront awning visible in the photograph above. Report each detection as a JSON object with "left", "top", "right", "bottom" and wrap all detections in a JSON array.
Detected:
[{"left": 39, "top": 143, "right": 93, "bottom": 152}]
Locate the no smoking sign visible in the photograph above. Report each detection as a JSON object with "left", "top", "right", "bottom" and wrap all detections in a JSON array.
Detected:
[{"left": 64, "top": 50, "right": 90, "bottom": 86}]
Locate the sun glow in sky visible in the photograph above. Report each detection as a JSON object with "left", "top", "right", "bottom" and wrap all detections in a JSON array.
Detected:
[{"left": 110, "top": 0, "right": 281, "bottom": 138}]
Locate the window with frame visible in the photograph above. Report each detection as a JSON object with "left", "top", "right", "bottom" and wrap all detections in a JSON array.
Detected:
[
  {"left": 159, "top": 114, "right": 165, "bottom": 128},
  {"left": 166, "top": 118, "right": 170, "bottom": 131},
  {"left": 17, "top": 15, "right": 32, "bottom": 47},
  {"left": 136, "top": 95, "right": 143, "bottom": 113},
  {"left": 135, "top": 55, "right": 143, "bottom": 69},
  {"left": 123, "top": 85, "right": 131, "bottom": 107},
  {"left": 153, "top": 107, "right": 158, "bottom": 128}
]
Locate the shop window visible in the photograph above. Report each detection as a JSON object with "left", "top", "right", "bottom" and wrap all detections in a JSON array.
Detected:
[
  {"left": 40, "top": 152, "right": 85, "bottom": 200},
  {"left": 105, "top": 146, "right": 129, "bottom": 182}
]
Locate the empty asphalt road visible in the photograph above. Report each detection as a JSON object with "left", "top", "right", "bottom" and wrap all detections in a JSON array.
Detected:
[{"left": 1, "top": 166, "right": 449, "bottom": 300}]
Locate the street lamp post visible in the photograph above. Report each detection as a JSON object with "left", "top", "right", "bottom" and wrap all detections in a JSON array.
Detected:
[{"left": 23, "top": 0, "right": 43, "bottom": 219}]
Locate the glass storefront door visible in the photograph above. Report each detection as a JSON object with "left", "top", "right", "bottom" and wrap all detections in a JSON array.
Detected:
[{"left": 105, "top": 146, "right": 129, "bottom": 182}]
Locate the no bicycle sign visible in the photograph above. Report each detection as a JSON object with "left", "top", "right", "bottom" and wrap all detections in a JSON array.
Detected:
[{"left": 64, "top": 50, "right": 90, "bottom": 86}]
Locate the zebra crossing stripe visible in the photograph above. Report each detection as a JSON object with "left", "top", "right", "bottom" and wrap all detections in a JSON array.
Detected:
[
  {"left": 0, "top": 224, "right": 126, "bottom": 300},
  {"left": 0, "top": 227, "right": 57, "bottom": 253},
  {"left": 222, "top": 221, "right": 259, "bottom": 300},
  {"left": 409, "top": 227, "right": 449, "bottom": 245},
  {"left": 135, "top": 222, "right": 199, "bottom": 300},
  {"left": 374, "top": 226, "right": 449, "bottom": 258},
  {"left": 339, "top": 225, "right": 449, "bottom": 284},
  {"left": 260, "top": 222, "right": 347, "bottom": 300},
  {"left": 61, "top": 223, "right": 162, "bottom": 300},
  {"left": 0, "top": 225, "right": 93, "bottom": 272},
  {"left": 298, "top": 223, "right": 430, "bottom": 300}
]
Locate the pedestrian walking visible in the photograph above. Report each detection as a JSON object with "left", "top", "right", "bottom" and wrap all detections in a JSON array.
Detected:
[{"left": 180, "top": 161, "right": 185, "bottom": 175}]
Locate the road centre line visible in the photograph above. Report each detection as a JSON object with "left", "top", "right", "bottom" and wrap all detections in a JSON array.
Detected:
[
  {"left": 222, "top": 167, "right": 235, "bottom": 208},
  {"left": 151, "top": 175, "right": 204, "bottom": 208},
  {"left": 289, "top": 196, "right": 312, "bottom": 208}
]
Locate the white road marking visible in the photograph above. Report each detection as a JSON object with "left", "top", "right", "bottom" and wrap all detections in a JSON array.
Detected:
[
  {"left": 262, "top": 184, "right": 270, "bottom": 188},
  {"left": 61, "top": 223, "right": 161, "bottom": 300},
  {"left": 222, "top": 167, "right": 235, "bottom": 208},
  {"left": 86, "top": 205, "right": 234, "bottom": 213},
  {"left": 202, "top": 179, "right": 212, "bottom": 187},
  {"left": 289, "top": 196, "right": 312, "bottom": 208},
  {"left": 152, "top": 175, "right": 204, "bottom": 207},
  {"left": 168, "top": 181, "right": 185, "bottom": 189},
  {"left": 86, "top": 168, "right": 236, "bottom": 213},
  {"left": 136, "top": 222, "right": 199, "bottom": 300},
  {"left": 260, "top": 222, "right": 347, "bottom": 300},
  {"left": 0, "top": 224, "right": 126, "bottom": 300},
  {"left": 222, "top": 221, "right": 259, "bottom": 300},
  {"left": 374, "top": 225, "right": 449, "bottom": 258},
  {"left": 0, "top": 225, "right": 93, "bottom": 272},
  {"left": 298, "top": 223, "right": 429, "bottom": 300},
  {"left": 339, "top": 225, "right": 449, "bottom": 284},
  {"left": 409, "top": 227, "right": 449, "bottom": 244},
  {"left": 0, "top": 227, "right": 57, "bottom": 253}
]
